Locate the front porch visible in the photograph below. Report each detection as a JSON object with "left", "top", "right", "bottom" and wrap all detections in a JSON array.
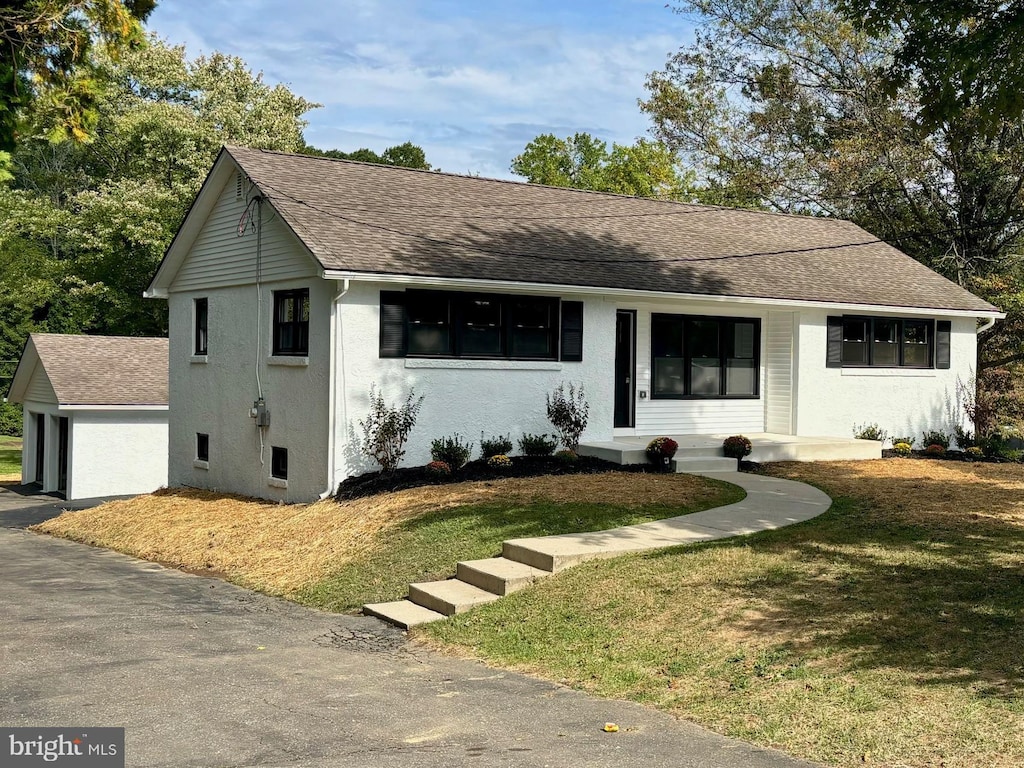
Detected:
[{"left": 578, "top": 432, "right": 882, "bottom": 468}]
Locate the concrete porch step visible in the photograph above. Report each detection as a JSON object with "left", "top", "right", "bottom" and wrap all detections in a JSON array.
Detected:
[
  {"left": 673, "top": 456, "right": 738, "bottom": 473},
  {"left": 363, "top": 600, "right": 446, "bottom": 629},
  {"left": 457, "top": 557, "right": 551, "bottom": 596},
  {"left": 408, "top": 579, "right": 501, "bottom": 616}
]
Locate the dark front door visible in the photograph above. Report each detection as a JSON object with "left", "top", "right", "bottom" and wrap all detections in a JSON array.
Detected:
[
  {"left": 614, "top": 310, "right": 635, "bottom": 428},
  {"left": 34, "top": 413, "right": 45, "bottom": 484},
  {"left": 57, "top": 417, "right": 69, "bottom": 495}
]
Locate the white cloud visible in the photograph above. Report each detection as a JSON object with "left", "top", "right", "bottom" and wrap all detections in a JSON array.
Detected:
[{"left": 146, "top": 0, "right": 693, "bottom": 178}]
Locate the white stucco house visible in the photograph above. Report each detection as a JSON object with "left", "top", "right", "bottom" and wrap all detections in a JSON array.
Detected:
[
  {"left": 5, "top": 333, "right": 169, "bottom": 500},
  {"left": 145, "top": 146, "right": 1003, "bottom": 502}
]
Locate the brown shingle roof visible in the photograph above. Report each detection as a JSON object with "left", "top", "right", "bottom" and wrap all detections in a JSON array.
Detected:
[
  {"left": 225, "top": 146, "right": 998, "bottom": 314},
  {"left": 29, "top": 334, "right": 168, "bottom": 406}
]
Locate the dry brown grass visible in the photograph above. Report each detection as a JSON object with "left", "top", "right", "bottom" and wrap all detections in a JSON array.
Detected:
[
  {"left": 763, "top": 458, "right": 1024, "bottom": 531},
  {"left": 0, "top": 474, "right": 21, "bottom": 482},
  {"left": 35, "top": 472, "right": 711, "bottom": 595}
]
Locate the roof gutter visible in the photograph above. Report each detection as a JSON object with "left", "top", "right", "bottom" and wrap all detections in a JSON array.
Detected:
[{"left": 321, "top": 270, "right": 1004, "bottom": 320}]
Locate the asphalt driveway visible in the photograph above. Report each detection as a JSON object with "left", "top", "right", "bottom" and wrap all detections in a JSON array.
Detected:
[{"left": 0, "top": 520, "right": 815, "bottom": 768}]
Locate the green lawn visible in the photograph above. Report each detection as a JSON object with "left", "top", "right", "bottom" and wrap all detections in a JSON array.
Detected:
[
  {"left": 422, "top": 460, "right": 1024, "bottom": 768},
  {"left": 296, "top": 476, "right": 744, "bottom": 612},
  {"left": 0, "top": 435, "right": 21, "bottom": 477}
]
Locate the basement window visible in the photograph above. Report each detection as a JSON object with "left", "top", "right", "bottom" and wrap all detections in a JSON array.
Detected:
[
  {"left": 270, "top": 446, "right": 288, "bottom": 480},
  {"left": 196, "top": 433, "right": 209, "bottom": 462}
]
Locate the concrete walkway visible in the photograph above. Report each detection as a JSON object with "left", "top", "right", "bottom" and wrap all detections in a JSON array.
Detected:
[{"left": 366, "top": 470, "right": 832, "bottom": 628}]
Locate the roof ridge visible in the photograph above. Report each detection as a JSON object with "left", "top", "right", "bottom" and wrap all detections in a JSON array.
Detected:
[
  {"left": 32, "top": 332, "right": 168, "bottom": 341},
  {"left": 223, "top": 145, "right": 852, "bottom": 226}
]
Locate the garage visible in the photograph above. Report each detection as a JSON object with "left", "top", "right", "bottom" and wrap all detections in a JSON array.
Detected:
[{"left": 5, "top": 334, "right": 168, "bottom": 500}]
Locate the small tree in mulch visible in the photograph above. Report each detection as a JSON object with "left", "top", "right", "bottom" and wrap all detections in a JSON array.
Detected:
[
  {"left": 546, "top": 382, "right": 589, "bottom": 452},
  {"left": 359, "top": 386, "right": 424, "bottom": 473}
]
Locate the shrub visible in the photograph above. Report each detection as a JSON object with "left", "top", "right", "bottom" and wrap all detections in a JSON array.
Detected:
[
  {"left": 359, "top": 386, "right": 424, "bottom": 472},
  {"left": 892, "top": 436, "right": 915, "bottom": 448},
  {"left": 954, "top": 425, "right": 976, "bottom": 450},
  {"left": 430, "top": 434, "right": 473, "bottom": 471},
  {"left": 981, "top": 424, "right": 1023, "bottom": 458},
  {"left": 486, "top": 454, "right": 512, "bottom": 469},
  {"left": 892, "top": 441, "right": 913, "bottom": 457},
  {"left": 921, "top": 430, "right": 951, "bottom": 450},
  {"left": 546, "top": 382, "right": 590, "bottom": 451},
  {"left": 965, "top": 446, "right": 985, "bottom": 459},
  {"left": 722, "top": 435, "right": 753, "bottom": 459},
  {"left": 425, "top": 460, "right": 451, "bottom": 477},
  {"left": 853, "top": 423, "right": 888, "bottom": 443},
  {"left": 925, "top": 443, "right": 946, "bottom": 456},
  {"left": 645, "top": 437, "right": 679, "bottom": 462},
  {"left": 480, "top": 433, "right": 513, "bottom": 459},
  {"left": 518, "top": 433, "right": 557, "bottom": 457},
  {"left": 554, "top": 449, "right": 579, "bottom": 463}
]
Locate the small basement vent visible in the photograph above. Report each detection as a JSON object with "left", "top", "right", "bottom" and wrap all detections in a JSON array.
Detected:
[{"left": 235, "top": 171, "right": 244, "bottom": 199}]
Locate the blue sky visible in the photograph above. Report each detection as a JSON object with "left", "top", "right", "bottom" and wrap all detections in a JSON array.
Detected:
[{"left": 145, "top": 1, "right": 694, "bottom": 179}]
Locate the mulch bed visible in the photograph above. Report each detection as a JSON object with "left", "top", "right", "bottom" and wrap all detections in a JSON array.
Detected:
[
  {"left": 336, "top": 455, "right": 661, "bottom": 501},
  {"left": 880, "top": 448, "right": 1019, "bottom": 463}
]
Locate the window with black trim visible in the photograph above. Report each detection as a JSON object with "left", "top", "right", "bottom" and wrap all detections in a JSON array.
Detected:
[
  {"left": 651, "top": 314, "right": 760, "bottom": 398},
  {"left": 271, "top": 446, "right": 288, "bottom": 480},
  {"left": 380, "top": 290, "right": 581, "bottom": 361},
  {"left": 194, "top": 298, "right": 208, "bottom": 355},
  {"left": 196, "top": 433, "right": 209, "bottom": 462},
  {"left": 273, "top": 289, "right": 309, "bottom": 356},
  {"left": 826, "top": 316, "right": 947, "bottom": 368}
]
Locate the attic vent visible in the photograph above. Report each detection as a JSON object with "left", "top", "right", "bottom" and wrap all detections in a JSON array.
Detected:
[{"left": 235, "top": 171, "right": 244, "bottom": 199}]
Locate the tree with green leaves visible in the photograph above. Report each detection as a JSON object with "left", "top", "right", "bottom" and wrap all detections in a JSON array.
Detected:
[
  {"left": 300, "top": 140, "right": 431, "bottom": 170},
  {"left": 840, "top": 0, "right": 1024, "bottom": 133},
  {"left": 0, "top": 0, "right": 156, "bottom": 151},
  {"left": 511, "top": 132, "right": 697, "bottom": 199},
  {"left": 641, "top": 0, "right": 1024, "bottom": 285},
  {"left": 0, "top": 36, "right": 318, "bottom": 434},
  {"left": 1, "top": 36, "right": 317, "bottom": 347}
]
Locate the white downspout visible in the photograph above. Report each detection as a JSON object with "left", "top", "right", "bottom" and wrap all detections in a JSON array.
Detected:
[
  {"left": 978, "top": 316, "right": 997, "bottom": 334},
  {"left": 321, "top": 278, "right": 351, "bottom": 499}
]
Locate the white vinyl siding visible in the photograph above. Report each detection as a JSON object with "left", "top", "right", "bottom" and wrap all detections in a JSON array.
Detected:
[
  {"left": 170, "top": 177, "right": 318, "bottom": 292},
  {"left": 25, "top": 362, "right": 57, "bottom": 403},
  {"left": 764, "top": 311, "right": 797, "bottom": 434}
]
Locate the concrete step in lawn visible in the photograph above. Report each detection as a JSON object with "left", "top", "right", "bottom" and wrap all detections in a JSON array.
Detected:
[
  {"left": 408, "top": 579, "right": 501, "bottom": 616},
  {"left": 457, "top": 557, "right": 551, "bottom": 596},
  {"left": 363, "top": 599, "right": 447, "bottom": 629}
]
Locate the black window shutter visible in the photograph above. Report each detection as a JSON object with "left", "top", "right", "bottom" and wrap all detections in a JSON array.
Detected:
[
  {"left": 380, "top": 291, "right": 407, "bottom": 357},
  {"left": 826, "top": 316, "right": 843, "bottom": 367},
  {"left": 935, "top": 320, "right": 951, "bottom": 369},
  {"left": 560, "top": 301, "right": 584, "bottom": 361}
]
